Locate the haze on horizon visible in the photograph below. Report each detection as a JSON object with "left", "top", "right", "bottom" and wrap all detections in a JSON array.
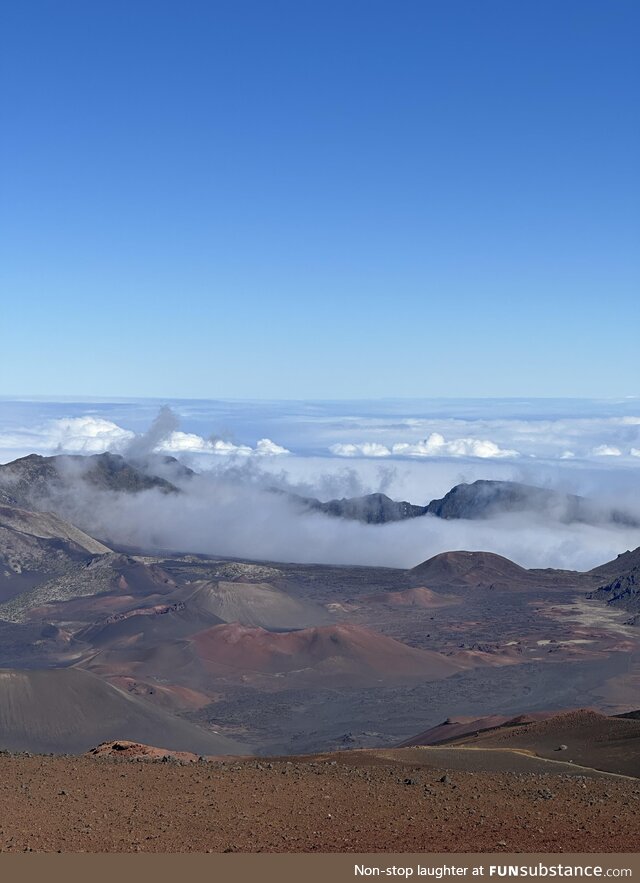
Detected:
[{"left": 1, "top": 0, "right": 638, "bottom": 400}]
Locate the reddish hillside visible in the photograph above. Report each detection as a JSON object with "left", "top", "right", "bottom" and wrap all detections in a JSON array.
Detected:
[
  {"left": 399, "top": 711, "right": 555, "bottom": 747},
  {"left": 440, "top": 708, "right": 640, "bottom": 777},
  {"left": 363, "top": 586, "right": 460, "bottom": 608},
  {"left": 410, "top": 550, "right": 530, "bottom": 587},
  {"left": 191, "top": 622, "right": 466, "bottom": 686}
]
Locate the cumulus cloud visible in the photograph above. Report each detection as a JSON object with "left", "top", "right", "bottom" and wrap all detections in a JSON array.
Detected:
[
  {"left": 329, "top": 442, "right": 391, "bottom": 458},
  {"left": 0, "top": 406, "right": 290, "bottom": 463},
  {"left": 592, "top": 445, "right": 623, "bottom": 457},
  {"left": 393, "top": 433, "right": 519, "bottom": 459},
  {"left": 121, "top": 406, "right": 290, "bottom": 459},
  {"left": 0, "top": 416, "right": 135, "bottom": 458},
  {"left": 48, "top": 417, "right": 136, "bottom": 453},
  {"left": 154, "top": 430, "right": 289, "bottom": 457},
  {"left": 330, "top": 432, "right": 518, "bottom": 460}
]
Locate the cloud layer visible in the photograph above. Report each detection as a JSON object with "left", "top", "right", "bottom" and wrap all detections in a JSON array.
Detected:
[
  {"left": 2, "top": 398, "right": 640, "bottom": 465},
  {"left": 331, "top": 432, "right": 518, "bottom": 459},
  {"left": 1, "top": 399, "right": 639, "bottom": 573},
  {"left": 0, "top": 414, "right": 289, "bottom": 461}
]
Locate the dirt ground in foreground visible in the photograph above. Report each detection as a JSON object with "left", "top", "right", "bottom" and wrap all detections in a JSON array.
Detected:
[{"left": 0, "top": 754, "right": 638, "bottom": 853}]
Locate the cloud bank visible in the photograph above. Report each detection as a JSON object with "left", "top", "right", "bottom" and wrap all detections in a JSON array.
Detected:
[
  {"left": 330, "top": 432, "right": 518, "bottom": 459},
  {"left": 0, "top": 413, "right": 290, "bottom": 461},
  {"left": 1, "top": 400, "right": 639, "bottom": 573}
]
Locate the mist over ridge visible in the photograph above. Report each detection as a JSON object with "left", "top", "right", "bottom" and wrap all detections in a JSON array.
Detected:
[{"left": 1, "top": 399, "right": 639, "bottom": 572}]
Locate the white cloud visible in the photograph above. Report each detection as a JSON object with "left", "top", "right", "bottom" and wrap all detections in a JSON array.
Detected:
[
  {"left": 2, "top": 402, "right": 640, "bottom": 573},
  {"left": 592, "top": 445, "right": 623, "bottom": 457},
  {"left": 47, "top": 417, "right": 136, "bottom": 453},
  {"left": 0, "top": 416, "right": 136, "bottom": 458},
  {"left": 156, "top": 431, "right": 289, "bottom": 457},
  {"left": 0, "top": 413, "right": 290, "bottom": 462},
  {"left": 393, "top": 432, "right": 518, "bottom": 459},
  {"left": 329, "top": 442, "right": 391, "bottom": 458},
  {"left": 254, "top": 438, "right": 290, "bottom": 456},
  {"left": 330, "top": 432, "right": 518, "bottom": 460}
]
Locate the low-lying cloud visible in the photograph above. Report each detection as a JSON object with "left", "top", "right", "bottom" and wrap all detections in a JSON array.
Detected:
[
  {"left": 330, "top": 432, "right": 518, "bottom": 459},
  {"left": 40, "top": 465, "right": 640, "bottom": 573},
  {"left": 1, "top": 400, "right": 640, "bottom": 573}
]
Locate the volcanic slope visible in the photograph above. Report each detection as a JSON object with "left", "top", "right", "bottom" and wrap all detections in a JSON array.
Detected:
[
  {"left": 424, "top": 480, "right": 639, "bottom": 527},
  {"left": 362, "top": 586, "right": 460, "bottom": 609},
  {"left": 410, "top": 550, "right": 531, "bottom": 588},
  {"left": 589, "top": 547, "right": 640, "bottom": 581},
  {"left": 293, "top": 491, "right": 428, "bottom": 523},
  {"left": 83, "top": 621, "right": 467, "bottom": 694},
  {"left": 0, "top": 667, "right": 247, "bottom": 755},
  {"left": 190, "top": 622, "right": 466, "bottom": 687},
  {"left": 0, "top": 504, "right": 111, "bottom": 602},
  {"left": 0, "top": 452, "right": 180, "bottom": 510},
  {"left": 419, "top": 709, "right": 640, "bottom": 778},
  {"left": 0, "top": 553, "right": 179, "bottom": 623},
  {"left": 183, "top": 580, "right": 330, "bottom": 629},
  {"left": 398, "top": 712, "right": 556, "bottom": 747},
  {"left": 587, "top": 548, "right": 640, "bottom": 620},
  {"left": 65, "top": 579, "right": 330, "bottom": 659}
]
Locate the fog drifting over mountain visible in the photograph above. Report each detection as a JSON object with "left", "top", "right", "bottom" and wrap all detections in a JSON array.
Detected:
[{"left": 1, "top": 398, "right": 639, "bottom": 571}]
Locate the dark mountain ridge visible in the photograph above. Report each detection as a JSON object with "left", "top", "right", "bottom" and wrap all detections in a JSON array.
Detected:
[
  {"left": 292, "top": 491, "right": 428, "bottom": 524},
  {"left": 294, "top": 479, "right": 639, "bottom": 527},
  {"left": 587, "top": 548, "right": 640, "bottom": 620},
  {"left": 423, "top": 479, "right": 639, "bottom": 526},
  {"left": 0, "top": 452, "right": 186, "bottom": 511}
]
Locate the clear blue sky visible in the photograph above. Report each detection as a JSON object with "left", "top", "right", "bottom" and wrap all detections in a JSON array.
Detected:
[{"left": 1, "top": 0, "right": 638, "bottom": 399}]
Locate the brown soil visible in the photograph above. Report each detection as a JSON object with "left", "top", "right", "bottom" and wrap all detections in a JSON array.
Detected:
[
  {"left": 398, "top": 712, "right": 556, "bottom": 747},
  {"left": 0, "top": 749, "right": 638, "bottom": 853},
  {"left": 363, "top": 586, "right": 460, "bottom": 608},
  {"left": 450, "top": 709, "right": 640, "bottom": 778},
  {"left": 87, "top": 740, "right": 202, "bottom": 762},
  {"left": 191, "top": 622, "right": 466, "bottom": 684}
]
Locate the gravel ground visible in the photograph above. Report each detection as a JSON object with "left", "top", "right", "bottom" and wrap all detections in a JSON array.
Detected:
[{"left": 0, "top": 753, "right": 638, "bottom": 853}]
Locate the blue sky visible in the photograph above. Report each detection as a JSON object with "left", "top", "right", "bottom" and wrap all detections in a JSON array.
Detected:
[{"left": 1, "top": 0, "right": 638, "bottom": 398}]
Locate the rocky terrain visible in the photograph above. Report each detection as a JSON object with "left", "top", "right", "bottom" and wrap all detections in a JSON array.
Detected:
[
  {"left": 423, "top": 480, "right": 639, "bottom": 526},
  {"left": 402, "top": 709, "right": 640, "bottom": 778},
  {"left": 0, "top": 450, "right": 639, "bottom": 762},
  {"left": 0, "top": 744, "right": 638, "bottom": 853},
  {"left": 0, "top": 450, "right": 639, "bottom": 854},
  {"left": 587, "top": 549, "right": 640, "bottom": 622},
  {"left": 0, "top": 452, "right": 182, "bottom": 509},
  {"left": 292, "top": 491, "right": 429, "bottom": 523}
]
